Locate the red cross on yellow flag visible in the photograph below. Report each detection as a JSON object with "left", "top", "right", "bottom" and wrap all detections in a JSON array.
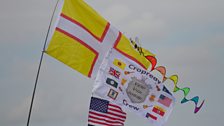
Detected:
[{"left": 46, "top": 0, "right": 155, "bottom": 78}]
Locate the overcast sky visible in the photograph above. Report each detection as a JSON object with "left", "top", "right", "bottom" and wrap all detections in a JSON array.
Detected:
[{"left": 0, "top": 0, "right": 224, "bottom": 126}]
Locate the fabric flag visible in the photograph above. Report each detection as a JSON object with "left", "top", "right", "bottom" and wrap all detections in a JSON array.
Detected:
[
  {"left": 92, "top": 49, "right": 175, "bottom": 126},
  {"left": 88, "top": 97, "right": 127, "bottom": 126},
  {"left": 46, "top": 0, "right": 156, "bottom": 78},
  {"left": 46, "top": 0, "right": 121, "bottom": 78}
]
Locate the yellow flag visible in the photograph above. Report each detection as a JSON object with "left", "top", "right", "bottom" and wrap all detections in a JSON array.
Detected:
[
  {"left": 113, "top": 59, "right": 126, "bottom": 70},
  {"left": 46, "top": 0, "right": 154, "bottom": 78},
  {"left": 46, "top": 0, "right": 118, "bottom": 78}
]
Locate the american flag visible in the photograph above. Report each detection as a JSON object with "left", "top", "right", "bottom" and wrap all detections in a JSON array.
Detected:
[
  {"left": 109, "top": 67, "right": 121, "bottom": 79},
  {"left": 88, "top": 97, "right": 126, "bottom": 126},
  {"left": 158, "top": 94, "right": 172, "bottom": 107}
]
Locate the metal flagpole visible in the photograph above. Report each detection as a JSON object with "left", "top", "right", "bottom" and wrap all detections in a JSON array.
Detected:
[{"left": 26, "top": 0, "right": 60, "bottom": 126}]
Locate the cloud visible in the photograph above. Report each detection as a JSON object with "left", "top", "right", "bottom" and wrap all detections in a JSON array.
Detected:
[
  {"left": 95, "top": 2, "right": 168, "bottom": 42},
  {"left": 122, "top": 12, "right": 167, "bottom": 41},
  {"left": 0, "top": 0, "right": 56, "bottom": 45},
  {"left": 101, "top": 4, "right": 132, "bottom": 25}
]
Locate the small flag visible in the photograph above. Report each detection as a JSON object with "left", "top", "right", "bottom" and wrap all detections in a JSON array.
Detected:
[
  {"left": 107, "top": 89, "right": 119, "bottom": 100},
  {"left": 146, "top": 113, "right": 157, "bottom": 120},
  {"left": 88, "top": 97, "right": 126, "bottom": 126},
  {"left": 152, "top": 106, "right": 166, "bottom": 117},
  {"left": 158, "top": 94, "right": 172, "bottom": 107},
  {"left": 106, "top": 78, "right": 118, "bottom": 88},
  {"left": 162, "top": 86, "right": 172, "bottom": 96},
  {"left": 113, "top": 59, "right": 126, "bottom": 70},
  {"left": 109, "top": 67, "right": 121, "bottom": 79}
]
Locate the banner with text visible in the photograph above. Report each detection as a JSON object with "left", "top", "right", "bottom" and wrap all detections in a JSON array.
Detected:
[{"left": 93, "top": 49, "right": 175, "bottom": 126}]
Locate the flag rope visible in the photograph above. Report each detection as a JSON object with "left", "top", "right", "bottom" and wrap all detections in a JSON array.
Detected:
[{"left": 26, "top": 0, "right": 61, "bottom": 126}]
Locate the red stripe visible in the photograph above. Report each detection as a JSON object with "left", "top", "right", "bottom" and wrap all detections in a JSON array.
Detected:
[
  {"left": 152, "top": 107, "right": 165, "bottom": 116},
  {"left": 89, "top": 111, "right": 125, "bottom": 122},
  {"left": 88, "top": 119, "right": 123, "bottom": 126},
  {"left": 88, "top": 115, "right": 123, "bottom": 125},
  {"left": 60, "top": 13, "right": 110, "bottom": 43},
  {"left": 107, "top": 111, "right": 126, "bottom": 119},
  {"left": 108, "top": 103, "right": 123, "bottom": 111},
  {"left": 148, "top": 113, "right": 157, "bottom": 120},
  {"left": 108, "top": 107, "right": 126, "bottom": 115},
  {"left": 56, "top": 27, "right": 98, "bottom": 77},
  {"left": 100, "top": 23, "right": 110, "bottom": 42},
  {"left": 113, "top": 33, "right": 147, "bottom": 70},
  {"left": 109, "top": 105, "right": 126, "bottom": 115},
  {"left": 88, "top": 120, "right": 111, "bottom": 126},
  {"left": 113, "top": 32, "right": 122, "bottom": 47}
]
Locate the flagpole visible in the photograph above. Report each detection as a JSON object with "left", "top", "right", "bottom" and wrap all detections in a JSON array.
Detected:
[{"left": 26, "top": 0, "right": 60, "bottom": 126}]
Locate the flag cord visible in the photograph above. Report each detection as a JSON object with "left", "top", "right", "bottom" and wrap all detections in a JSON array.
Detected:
[{"left": 26, "top": 0, "right": 60, "bottom": 126}]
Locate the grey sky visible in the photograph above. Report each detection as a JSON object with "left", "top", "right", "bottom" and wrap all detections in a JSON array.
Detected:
[{"left": 0, "top": 0, "right": 223, "bottom": 126}]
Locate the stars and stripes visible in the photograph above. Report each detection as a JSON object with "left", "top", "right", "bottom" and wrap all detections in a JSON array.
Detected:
[
  {"left": 158, "top": 94, "right": 172, "bottom": 107},
  {"left": 88, "top": 97, "right": 127, "bottom": 126}
]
